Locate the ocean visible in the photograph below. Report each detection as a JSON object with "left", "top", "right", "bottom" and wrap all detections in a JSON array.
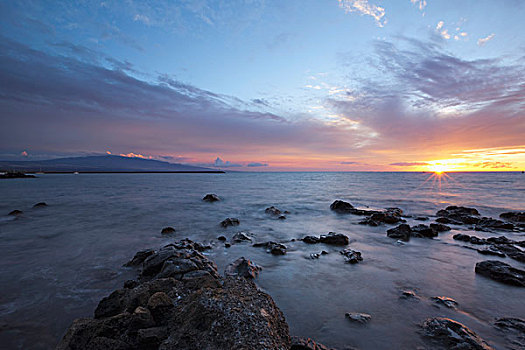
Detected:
[{"left": 0, "top": 172, "right": 524, "bottom": 349}]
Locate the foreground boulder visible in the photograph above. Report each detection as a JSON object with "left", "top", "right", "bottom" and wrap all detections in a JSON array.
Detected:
[
  {"left": 387, "top": 224, "right": 412, "bottom": 241},
  {"left": 320, "top": 232, "right": 349, "bottom": 246},
  {"left": 421, "top": 317, "right": 494, "bottom": 349},
  {"left": 475, "top": 260, "right": 525, "bottom": 287},
  {"left": 202, "top": 194, "right": 220, "bottom": 202},
  {"left": 59, "top": 240, "right": 293, "bottom": 350},
  {"left": 330, "top": 200, "right": 355, "bottom": 213},
  {"left": 411, "top": 224, "right": 438, "bottom": 238}
]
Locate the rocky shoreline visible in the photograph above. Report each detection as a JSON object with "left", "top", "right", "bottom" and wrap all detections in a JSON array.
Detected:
[{"left": 53, "top": 197, "right": 525, "bottom": 349}]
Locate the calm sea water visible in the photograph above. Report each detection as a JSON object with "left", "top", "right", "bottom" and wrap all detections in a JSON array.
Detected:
[{"left": 0, "top": 172, "right": 524, "bottom": 349}]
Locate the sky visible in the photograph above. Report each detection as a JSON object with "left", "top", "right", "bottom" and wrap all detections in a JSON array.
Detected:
[{"left": 0, "top": 0, "right": 524, "bottom": 171}]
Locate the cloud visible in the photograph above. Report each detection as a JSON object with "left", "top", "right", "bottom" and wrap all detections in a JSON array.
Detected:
[
  {"left": 133, "top": 14, "right": 150, "bottom": 25},
  {"left": 340, "top": 161, "right": 359, "bottom": 164},
  {"left": 247, "top": 162, "right": 268, "bottom": 167},
  {"left": 338, "top": 0, "right": 386, "bottom": 27},
  {"left": 410, "top": 0, "right": 427, "bottom": 11},
  {"left": 21, "top": 150, "right": 29, "bottom": 157},
  {"left": 390, "top": 162, "right": 428, "bottom": 166},
  {"left": 436, "top": 21, "right": 444, "bottom": 31},
  {"left": 477, "top": 33, "right": 495, "bottom": 46},
  {"left": 120, "top": 152, "right": 153, "bottom": 159},
  {"left": 106, "top": 151, "right": 112, "bottom": 154},
  {"left": 214, "top": 157, "right": 242, "bottom": 168}
]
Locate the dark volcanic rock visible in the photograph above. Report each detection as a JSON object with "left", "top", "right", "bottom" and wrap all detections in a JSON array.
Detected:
[
  {"left": 477, "top": 247, "right": 506, "bottom": 258},
  {"left": 8, "top": 209, "right": 23, "bottom": 216},
  {"left": 0, "top": 171, "right": 35, "bottom": 179},
  {"left": 220, "top": 217, "right": 240, "bottom": 228},
  {"left": 430, "top": 296, "right": 458, "bottom": 309},
  {"left": 475, "top": 260, "right": 525, "bottom": 287},
  {"left": 319, "top": 232, "right": 349, "bottom": 246},
  {"left": 411, "top": 224, "right": 438, "bottom": 238},
  {"left": 453, "top": 234, "right": 487, "bottom": 245},
  {"left": 345, "top": 312, "right": 371, "bottom": 324},
  {"left": 400, "top": 290, "right": 419, "bottom": 300},
  {"left": 436, "top": 206, "right": 481, "bottom": 225},
  {"left": 253, "top": 241, "right": 287, "bottom": 255},
  {"left": 494, "top": 317, "right": 525, "bottom": 350},
  {"left": 421, "top": 317, "right": 494, "bottom": 350},
  {"left": 232, "top": 231, "right": 252, "bottom": 243},
  {"left": 415, "top": 216, "right": 429, "bottom": 221},
  {"left": 217, "top": 235, "right": 227, "bottom": 241},
  {"left": 330, "top": 200, "right": 355, "bottom": 213},
  {"left": 224, "top": 257, "right": 261, "bottom": 279},
  {"left": 202, "top": 193, "right": 220, "bottom": 202},
  {"left": 475, "top": 217, "right": 515, "bottom": 231},
  {"left": 160, "top": 227, "right": 175, "bottom": 234},
  {"left": 59, "top": 241, "right": 292, "bottom": 350},
  {"left": 302, "top": 235, "right": 320, "bottom": 244},
  {"left": 124, "top": 249, "right": 156, "bottom": 267},
  {"left": 430, "top": 223, "right": 451, "bottom": 232},
  {"left": 340, "top": 249, "right": 363, "bottom": 263},
  {"left": 500, "top": 211, "right": 525, "bottom": 223},
  {"left": 265, "top": 206, "right": 282, "bottom": 216},
  {"left": 33, "top": 202, "right": 47, "bottom": 208},
  {"left": 359, "top": 210, "right": 404, "bottom": 226},
  {"left": 387, "top": 224, "right": 412, "bottom": 241},
  {"left": 290, "top": 337, "right": 335, "bottom": 350}
]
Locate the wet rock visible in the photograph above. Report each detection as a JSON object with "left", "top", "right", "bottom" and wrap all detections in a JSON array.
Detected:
[
  {"left": 137, "top": 326, "right": 168, "bottom": 346},
  {"left": 436, "top": 206, "right": 481, "bottom": 225},
  {"left": 319, "top": 232, "right": 349, "bottom": 246},
  {"left": 123, "top": 280, "right": 138, "bottom": 289},
  {"left": 202, "top": 193, "right": 220, "bottom": 202},
  {"left": 302, "top": 236, "right": 320, "bottom": 244},
  {"left": 290, "top": 336, "right": 335, "bottom": 350},
  {"left": 494, "top": 317, "right": 525, "bottom": 350},
  {"left": 477, "top": 247, "right": 506, "bottom": 258},
  {"left": 400, "top": 290, "right": 419, "bottom": 300},
  {"left": 430, "top": 223, "right": 451, "bottom": 232},
  {"left": 493, "top": 244, "right": 525, "bottom": 263},
  {"left": 265, "top": 206, "right": 282, "bottom": 216},
  {"left": 340, "top": 249, "right": 363, "bottom": 264},
  {"left": 421, "top": 317, "right": 494, "bottom": 350},
  {"left": 345, "top": 312, "right": 371, "bottom": 324},
  {"left": 224, "top": 243, "right": 231, "bottom": 248},
  {"left": 217, "top": 235, "right": 227, "bottom": 241},
  {"left": 33, "top": 202, "right": 47, "bottom": 208},
  {"left": 225, "top": 257, "right": 262, "bottom": 279},
  {"left": 411, "top": 224, "right": 438, "bottom": 238},
  {"left": 431, "top": 296, "right": 458, "bottom": 309},
  {"left": 8, "top": 209, "right": 22, "bottom": 216},
  {"left": 494, "top": 317, "right": 525, "bottom": 332},
  {"left": 415, "top": 216, "right": 429, "bottom": 221},
  {"left": 500, "top": 212, "right": 525, "bottom": 223},
  {"left": 330, "top": 200, "right": 355, "bottom": 213},
  {"left": 278, "top": 215, "right": 286, "bottom": 220},
  {"left": 220, "top": 217, "right": 240, "bottom": 228},
  {"left": 436, "top": 217, "right": 453, "bottom": 224},
  {"left": 0, "top": 171, "right": 35, "bottom": 179},
  {"left": 387, "top": 224, "right": 412, "bottom": 241},
  {"left": 253, "top": 241, "right": 287, "bottom": 255},
  {"left": 475, "top": 260, "right": 525, "bottom": 287},
  {"left": 475, "top": 217, "right": 515, "bottom": 231},
  {"left": 161, "top": 226, "right": 175, "bottom": 234},
  {"left": 124, "top": 249, "right": 156, "bottom": 267},
  {"left": 232, "top": 231, "right": 252, "bottom": 243},
  {"left": 453, "top": 234, "right": 487, "bottom": 245}
]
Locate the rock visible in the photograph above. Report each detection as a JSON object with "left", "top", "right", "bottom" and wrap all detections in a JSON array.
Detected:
[
  {"left": 430, "top": 223, "right": 451, "bottom": 232},
  {"left": 477, "top": 247, "right": 506, "bottom": 258},
  {"left": 436, "top": 206, "right": 481, "bottom": 225},
  {"left": 124, "top": 249, "right": 156, "bottom": 267},
  {"left": 475, "top": 260, "right": 525, "bottom": 287},
  {"left": 161, "top": 226, "right": 175, "bottom": 234},
  {"left": 224, "top": 243, "right": 231, "bottom": 248},
  {"left": 220, "top": 217, "right": 240, "bottom": 228},
  {"left": 453, "top": 234, "right": 487, "bottom": 245},
  {"left": 431, "top": 296, "right": 458, "bottom": 309},
  {"left": 265, "top": 206, "right": 282, "bottom": 216},
  {"left": 500, "top": 212, "right": 525, "bottom": 223},
  {"left": 137, "top": 326, "right": 168, "bottom": 346},
  {"left": 253, "top": 241, "right": 287, "bottom": 255},
  {"left": 340, "top": 249, "right": 363, "bottom": 263},
  {"left": 494, "top": 317, "right": 525, "bottom": 332},
  {"left": 217, "top": 235, "right": 227, "bottom": 241},
  {"left": 412, "top": 224, "right": 438, "bottom": 238},
  {"left": 0, "top": 171, "right": 35, "bottom": 179},
  {"left": 319, "top": 232, "right": 349, "bottom": 246},
  {"left": 345, "top": 312, "right": 371, "bottom": 324},
  {"left": 415, "top": 216, "right": 429, "bottom": 221},
  {"left": 360, "top": 211, "right": 404, "bottom": 226},
  {"left": 8, "top": 209, "right": 23, "bottom": 216},
  {"left": 202, "top": 193, "right": 220, "bottom": 202},
  {"left": 400, "top": 290, "right": 418, "bottom": 300},
  {"left": 475, "top": 217, "right": 515, "bottom": 231},
  {"left": 232, "top": 231, "right": 252, "bottom": 243},
  {"left": 302, "top": 235, "right": 320, "bottom": 244},
  {"left": 387, "top": 224, "right": 412, "bottom": 241},
  {"left": 123, "top": 280, "right": 138, "bottom": 289},
  {"left": 421, "top": 317, "right": 494, "bottom": 350},
  {"left": 494, "top": 317, "right": 525, "bottom": 349},
  {"left": 494, "top": 245, "right": 525, "bottom": 263},
  {"left": 330, "top": 200, "right": 355, "bottom": 213},
  {"left": 225, "top": 257, "right": 262, "bottom": 279},
  {"left": 290, "top": 336, "right": 335, "bottom": 350},
  {"left": 33, "top": 202, "right": 47, "bottom": 208},
  {"left": 436, "top": 217, "right": 453, "bottom": 224},
  {"left": 278, "top": 215, "right": 286, "bottom": 220}
]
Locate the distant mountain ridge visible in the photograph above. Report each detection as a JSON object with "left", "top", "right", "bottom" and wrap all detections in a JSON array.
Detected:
[{"left": 0, "top": 155, "right": 223, "bottom": 173}]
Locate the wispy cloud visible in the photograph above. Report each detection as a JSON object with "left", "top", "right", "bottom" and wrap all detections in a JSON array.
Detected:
[
  {"left": 477, "top": 33, "right": 495, "bottom": 46},
  {"left": 410, "top": 0, "right": 427, "bottom": 11},
  {"left": 247, "top": 162, "right": 268, "bottom": 167},
  {"left": 338, "top": 0, "right": 387, "bottom": 27},
  {"left": 390, "top": 162, "right": 428, "bottom": 166}
]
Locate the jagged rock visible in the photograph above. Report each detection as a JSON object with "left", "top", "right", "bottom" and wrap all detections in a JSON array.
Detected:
[
  {"left": 302, "top": 236, "right": 320, "bottom": 244},
  {"left": 387, "top": 224, "right": 412, "bottom": 241},
  {"left": 319, "top": 232, "right": 349, "bottom": 246},
  {"left": 477, "top": 247, "right": 506, "bottom": 258},
  {"left": 475, "top": 217, "right": 515, "bottom": 231},
  {"left": 431, "top": 296, "right": 458, "bottom": 309},
  {"left": 220, "top": 217, "right": 240, "bottom": 228},
  {"left": 494, "top": 317, "right": 525, "bottom": 350},
  {"left": 33, "top": 202, "right": 47, "bottom": 208},
  {"left": 225, "top": 257, "right": 262, "bottom": 279},
  {"left": 253, "top": 241, "right": 287, "bottom": 255},
  {"left": 8, "top": 209, "right": 22, "bottom": 216},
  {"left": 430, "top": 223, "right": 451, "bottom": 232},
  {"left": 453, "top": 234, "right": 487, "bottom": 245},
  {"left": 202, "top": 194, "right": 220, "bottom": 202},
  {"left": 345, "top": 312, "right": 371, "bottom": 324},
  {"left": 400, "top": 290, "right": 419, "bottom": 300},
  {"left": 500, "top": 212, "right": 525, "bottom": 223},
  {"left": 493, "top": 244, "right": 525, "bottom": 263},
  {"left": 330, "top": 200, "right": 355, "bottom": 213},
  {"left": 421, "top": 317, "right": 494, "bottom": 350},
  {"left": 475, "top": 260, "right": 525, "bottom": 287},
  {"left": 124, "top": 249, "right": 156, "bottom": 267},
  {"left": 340, "top": 249, "right": 363, "bottom": 263},
  {"left": 232, "top": 231, "right": 252, "bottom": 242},
  {"left": 161, "top": 227, "right": 175, "bottom": 234},
  {"left": 494, "top": 317, "right": 525, "bottom": 332},
  {"left": 265, "top": 206, "right": 282, "bottom": 216},
  {"left": 411, "top": 224, "right": 438, "bottom": 238},
  {"left": 360, "top": 211, "right": 404, "bottom": 226},
  {"left": 290, "top": 336, "right": 335, "bottom": 350},
  {"left": 436, "top": 206, "right": 481, "bottom": 225}
]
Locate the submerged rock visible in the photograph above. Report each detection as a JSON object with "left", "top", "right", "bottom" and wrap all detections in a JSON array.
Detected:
[
  {"left": 387, "top": 224, "right": 412, "bottom": 241},
  {"left": 421, "top": 317, "right": 494, "bottom": 350},
  {"left": 400, "top": 290, "right": 419, "bottom": 300},
  {"left": 232, "top": 231, "right": 252, "bottom": 243},
  {"left": 431, "top": 296, "right": 458, "bottom": 309},
  {"left": 8, "top": 209, "right": 23, "bottom": 216},
  {"left": 475, "top": 260, "right": 525, "bottom": 287},
  {"left": 225, "top": 257, "right": 262, "bottom": 279},
  {"left": 202, "top": 193, "right": 220, "bottom": 202},
  {"left": 161, "top": 227, "right": 175, "bottom": 234},
  {"left": 345, "top": 312, "right": 371, "bottom": 324},
  {"left": 265, "top": 206, "right": 282, "bottom": 216},
  {"left": 253, "top": 241, "right": 287, "bottom": 255},
  {"left": 33, "top": 202, "right": 47, "bottom": 208},
  {"left": 494, "top": 317, "right": 525, "bottom": 350},
  {"left": 340, "top": 249, "right": 363, "bottom": 264},
  {"left": 220, "top": 217, "right": 240, "bottom": 228}
]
